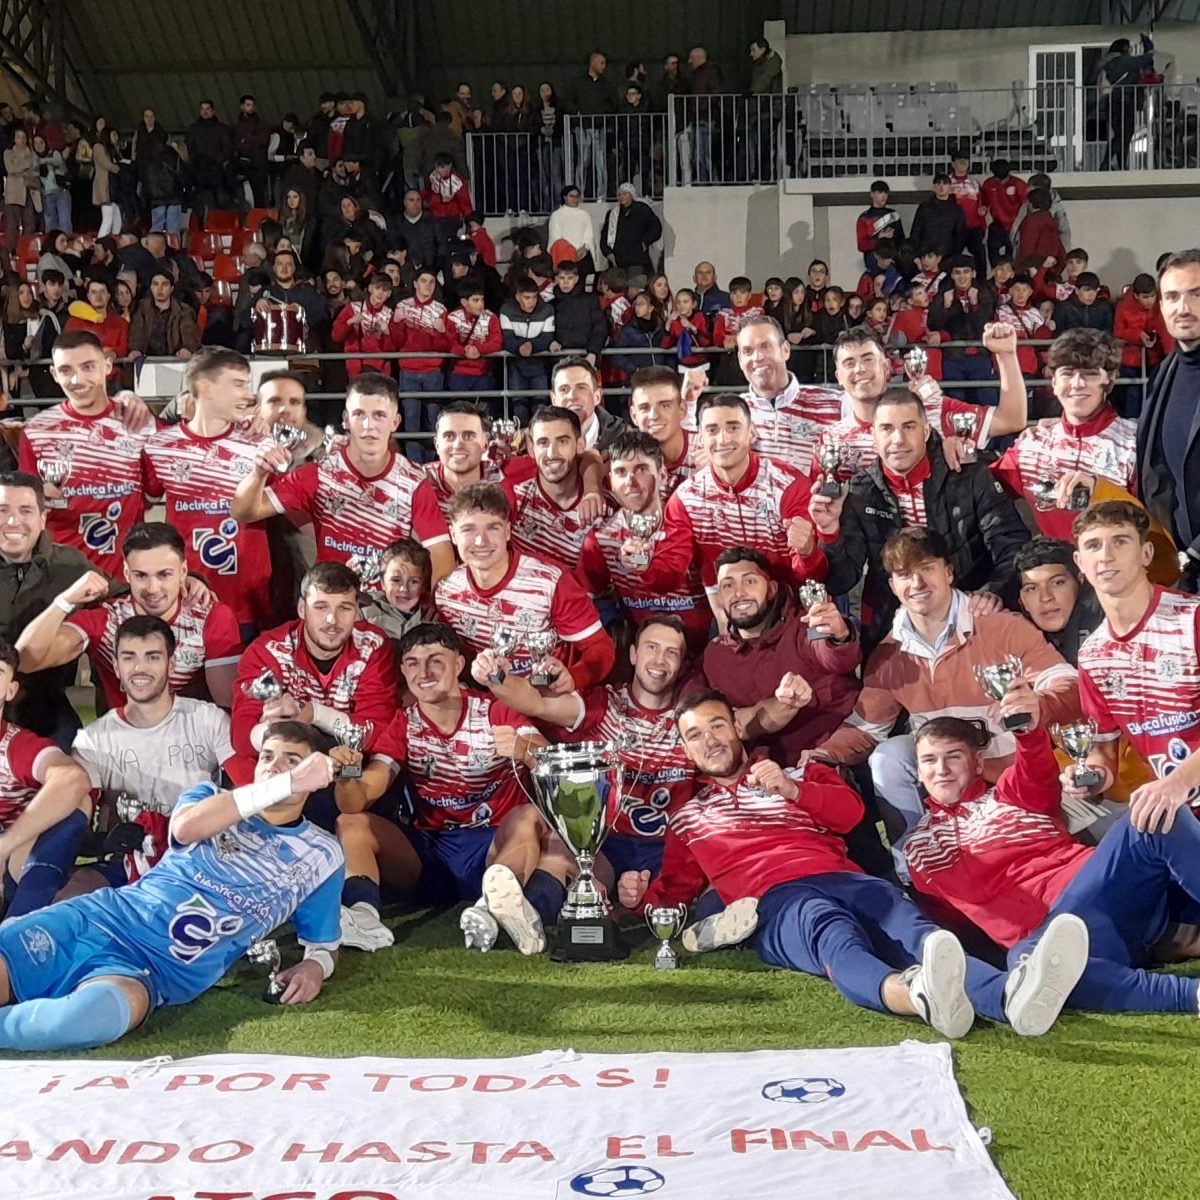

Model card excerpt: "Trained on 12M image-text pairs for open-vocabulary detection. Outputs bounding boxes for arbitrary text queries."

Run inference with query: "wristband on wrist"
[309,702,341,733]
[53,595,76,615]
[232,771,294,819]
[303,946,335,980]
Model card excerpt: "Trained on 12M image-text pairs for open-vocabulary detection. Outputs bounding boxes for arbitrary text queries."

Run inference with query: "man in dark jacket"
[342,93,387,179]
[233,94,271,206]
[567,52,614,200]
[928,255,998,404]
[185,99,234,211]
[810,392,1030,651]
[600,184,662,273]
[128,269,201,361]
[1013,535,1103,667]
[686,47,724,183]
[1137,248,1200,589]
[551,262,607,362]
[282,142,321,211]
[397,188,442,273]
[910,174,966,261]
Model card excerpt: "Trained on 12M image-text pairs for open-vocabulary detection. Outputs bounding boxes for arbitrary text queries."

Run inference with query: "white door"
[1029,44,1083,169]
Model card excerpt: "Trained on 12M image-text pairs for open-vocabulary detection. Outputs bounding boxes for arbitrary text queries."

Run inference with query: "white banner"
[0,1043,1012,1200]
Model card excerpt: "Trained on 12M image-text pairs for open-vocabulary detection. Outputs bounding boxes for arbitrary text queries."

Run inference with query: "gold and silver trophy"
[949,411,978,462]
[646,904,688,970]
[1052,719,1103,790]
[627,511,660,568]
[246,938,285,1004]
[973,655,1030,731]
[526,629,560,687]
[270,421,305,470]
[527,741,628,962]
[332,719,368,779]
[114,791,143,824]
[798,581,831,641]
[243,669,284,703]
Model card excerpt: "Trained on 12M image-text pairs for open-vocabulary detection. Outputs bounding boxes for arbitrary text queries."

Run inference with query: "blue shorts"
[0,902,154,1004]
[406,826,495,906]
[599,833,665,879]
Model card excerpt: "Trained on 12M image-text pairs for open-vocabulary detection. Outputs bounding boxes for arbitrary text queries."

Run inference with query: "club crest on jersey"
[326,494,352,517]
[168,893,244,962]
[170,459,195,482]
[1157,655,1182,683]
[79,500,122,557]
[193,518,240,575]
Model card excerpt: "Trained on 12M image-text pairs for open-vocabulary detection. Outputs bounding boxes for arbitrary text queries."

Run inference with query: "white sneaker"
[906,929,975,1039]
[460,901,499,952]
[482,864,546,956]
[1004,913,1088,1037]
[681,897,759,953]
[338,902,395,952]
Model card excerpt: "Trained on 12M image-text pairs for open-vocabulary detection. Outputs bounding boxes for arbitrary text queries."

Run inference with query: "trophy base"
[653,949,679,970]
[1001,712,1033,732]
[816,482,842,499]
[1072,767,1104,791]
[1067,485,1092,512]
[263,985,284,1005]
[531,673,554,689]
[550,916,630,963]
[338,763,363,779]
[806,627,831,642]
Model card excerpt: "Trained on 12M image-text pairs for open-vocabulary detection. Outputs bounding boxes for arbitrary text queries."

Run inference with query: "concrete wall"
[785,22,1200,90]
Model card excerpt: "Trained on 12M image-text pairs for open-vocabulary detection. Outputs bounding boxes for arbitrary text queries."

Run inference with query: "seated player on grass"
[330,623,555,955]
[905,716,1200,1015]
[620,690,1088,1038]
[0,721,343,1051]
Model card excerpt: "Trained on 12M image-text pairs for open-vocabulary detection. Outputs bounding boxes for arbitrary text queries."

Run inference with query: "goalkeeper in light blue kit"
[0,721,345,1051]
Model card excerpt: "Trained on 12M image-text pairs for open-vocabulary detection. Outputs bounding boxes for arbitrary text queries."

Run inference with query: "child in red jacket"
[889,280,944,379]
[446,279,502,390]
[466,214,497,267]
[331,273,395,378]
[663,287,711,367]
[423,153,472,241]
[1113,272,1172,417]
[1015,188,1066,271]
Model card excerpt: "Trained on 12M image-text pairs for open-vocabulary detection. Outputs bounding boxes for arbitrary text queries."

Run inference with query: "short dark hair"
[630,365,681,396]
[729,276,752,293]
[262,720,330,755]
[913,716,991,751]
[185,346,249,395]
[932,172,952,185]
[634,615,687,645]
[115,614,176,656]
[0,470,45,509]
[1014,535,1077,576]
[347,371,399,407]
[0,636,17,676]
[300,560,362,599]
[1075,272,1101,290]
[881,526,953,575]
[673,687,734,725]
[695,393,751,424]
[870,179,889,193]
[380,536,432,578]
[530,403,581,437]
[832,326,886,360]
[1158,249,1200,281]
[1065,247,1089,263]
[713,545,773,576]
[1045,328,1122,376]
[52,328,104,356]
[1029,187,1052,212]
[551,355,600,388]
[436,400,488,431]
[258,368,308,394]
[448,482,510,524]
[397,621,464,661]
[122,521,185,560]
[1072,500,1151,545]
[872,387,925,424]
[1132,272,1157,296]
[608,430,663,465]
[514,276,541,296]
[41,268,65,286]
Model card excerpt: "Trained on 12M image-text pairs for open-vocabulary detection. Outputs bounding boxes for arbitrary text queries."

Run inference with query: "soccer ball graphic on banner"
[761,1076,848,1104]
[569,1164,667,1195]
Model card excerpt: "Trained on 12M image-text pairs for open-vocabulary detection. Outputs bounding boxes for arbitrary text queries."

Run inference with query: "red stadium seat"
[212,253,241,284]
[191,232,224,262]
[245,208,277,231]
[229,228,256,256]
[204,210,239,235]
[16,234,41,261]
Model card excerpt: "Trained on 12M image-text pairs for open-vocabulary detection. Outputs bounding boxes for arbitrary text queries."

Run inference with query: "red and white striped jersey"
[371,691,529,830]
[1078,587,1200,784]
[0,721,59,830]
[423,457,537,524]
[509,474,612,572]
[142,422,272,628]
[711,304,765,346]
[993,409,1137,539]
[17,401,154,576]
[434,551,604,680]
[65,592,242,710]
[230,619,398,769]
[605,295,631,332]
[266,447,450,565]
[569,685,694,839]
[661,430,699,498]
[576,510,710,648]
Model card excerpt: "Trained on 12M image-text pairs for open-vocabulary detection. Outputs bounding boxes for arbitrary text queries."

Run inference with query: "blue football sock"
[7,811,88,919]
[342,874,382,913]
[525,869,566,928]
[0,979,133,1051]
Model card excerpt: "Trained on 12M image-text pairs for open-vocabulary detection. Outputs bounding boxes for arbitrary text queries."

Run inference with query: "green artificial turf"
[29,907,1200,1200]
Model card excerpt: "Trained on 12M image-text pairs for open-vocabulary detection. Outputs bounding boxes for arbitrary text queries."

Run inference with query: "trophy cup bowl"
[904,346,928,379]
[243,669,285,703]
[488,625,521,684]
[114,791,143,824]
[973,655,1030,731]
[949,412,978,461]
[798,580,831,641]
[1052,720,1104,791]
[332,719,367,779]
[627,511,659,569]
[349,547,384,588]
[526,629,559,688]
[1031,478,1058,511]
[270,421,305,471]
[646,903,688,970]
[246,937,285,1004]
[816,444,843,499]
[37,458,70,488]
[528,741,629,962]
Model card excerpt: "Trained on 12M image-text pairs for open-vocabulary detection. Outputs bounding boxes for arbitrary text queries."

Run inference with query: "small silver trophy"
[646,904,688,970]
[816,443,843,499]
[114,790,143,824]
[270,421,305,471]
[349,547,384,588]
[244,669,285,703]
[332,718,367,779]
[320,424,341,457]
[1052,720,1103,791]
[246,938,285,1004]
[904,346,940,402]
[490,415,521,459]
[488,625,521,684]
[37,458,70,488]
[949,411,978,462]
[526,629,560,688]
[1030,477,1058,511]
[627,511,659,568]
[973,655,1030,731]
[798,580,831,641]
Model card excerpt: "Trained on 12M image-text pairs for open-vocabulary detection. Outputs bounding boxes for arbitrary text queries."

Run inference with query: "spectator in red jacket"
[1113,272,1172,417]
[949,151,987,270]
[997,273,1052,377]
[889,280,944,379]
[446,279,502,391]
[1016,188,1066,271]
[662,287,711,367]
[980,159,1028,268]
[331,273,396,378]
[423,152,472,245]
[856,180,904,271]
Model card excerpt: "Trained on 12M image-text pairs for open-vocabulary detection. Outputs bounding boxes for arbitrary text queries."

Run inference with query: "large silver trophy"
[332,719,368,779]
[646,904,688,970]
[490,415,521,460]
[528,741,629,962]
[246,938,285,1004]
[949,411,978,462]
[973,655,1030,731]
[1052,720,1103,790]
[798,581,830,641]
[627,511,659,568]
